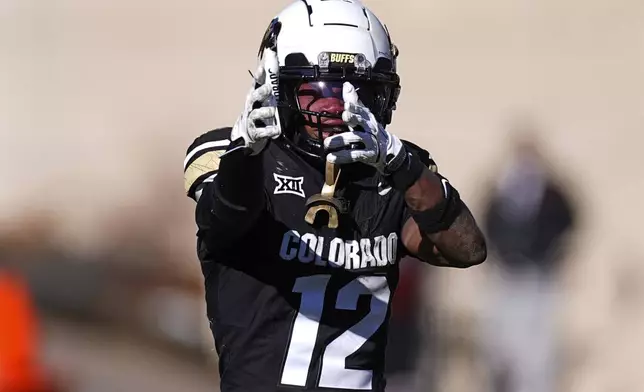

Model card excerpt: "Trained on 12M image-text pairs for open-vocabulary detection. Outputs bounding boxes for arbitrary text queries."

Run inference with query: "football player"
[183,1,486,391]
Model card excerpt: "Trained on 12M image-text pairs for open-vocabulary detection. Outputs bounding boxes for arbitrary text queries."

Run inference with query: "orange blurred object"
[0,271,57,392]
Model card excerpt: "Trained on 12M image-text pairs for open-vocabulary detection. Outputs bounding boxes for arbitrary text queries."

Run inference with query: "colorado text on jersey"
[279,230,399,269]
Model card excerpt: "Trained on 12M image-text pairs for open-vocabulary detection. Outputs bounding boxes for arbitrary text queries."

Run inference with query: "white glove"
[230,49,281,155]
[323,82,405,173]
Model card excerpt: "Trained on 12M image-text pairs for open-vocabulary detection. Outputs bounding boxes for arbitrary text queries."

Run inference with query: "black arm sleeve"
[185,128,266,245]
[199,145,266,242]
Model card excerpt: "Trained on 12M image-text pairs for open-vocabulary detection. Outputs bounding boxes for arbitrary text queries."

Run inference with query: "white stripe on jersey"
[184,140,230,170]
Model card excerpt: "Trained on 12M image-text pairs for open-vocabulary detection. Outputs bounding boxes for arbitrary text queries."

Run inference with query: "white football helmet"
[258,0,401,160]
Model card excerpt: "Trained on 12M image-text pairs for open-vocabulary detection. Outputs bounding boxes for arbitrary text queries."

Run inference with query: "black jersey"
[184,128,429,392]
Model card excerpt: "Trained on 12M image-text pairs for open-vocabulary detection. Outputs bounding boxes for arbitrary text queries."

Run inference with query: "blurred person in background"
[183,1,486,391]
[481,120,577,392]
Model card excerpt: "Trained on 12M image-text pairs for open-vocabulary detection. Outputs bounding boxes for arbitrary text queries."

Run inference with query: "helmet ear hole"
[257,18,281,57]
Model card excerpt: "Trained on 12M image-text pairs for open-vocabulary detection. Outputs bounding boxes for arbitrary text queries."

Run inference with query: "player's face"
[296,81,346,140]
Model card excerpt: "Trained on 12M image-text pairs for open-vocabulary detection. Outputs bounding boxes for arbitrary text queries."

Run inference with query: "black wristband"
[386,151,426,191]
[410,177,462,234]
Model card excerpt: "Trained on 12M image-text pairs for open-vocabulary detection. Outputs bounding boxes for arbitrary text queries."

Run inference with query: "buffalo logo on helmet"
[258,17,282,57]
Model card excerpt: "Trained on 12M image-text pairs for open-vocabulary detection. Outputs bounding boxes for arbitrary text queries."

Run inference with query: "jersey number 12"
[280,275,391,390]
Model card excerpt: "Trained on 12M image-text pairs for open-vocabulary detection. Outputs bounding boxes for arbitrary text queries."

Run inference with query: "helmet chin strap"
[294,126,324,157]
[281,121,337,168]
[292,110,347,157]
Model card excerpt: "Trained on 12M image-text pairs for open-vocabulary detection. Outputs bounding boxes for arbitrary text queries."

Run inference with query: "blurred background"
[1,0,643,391]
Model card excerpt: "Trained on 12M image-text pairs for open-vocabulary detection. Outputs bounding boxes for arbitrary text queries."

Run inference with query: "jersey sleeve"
[186,126,268,250]
[184,127,232,202]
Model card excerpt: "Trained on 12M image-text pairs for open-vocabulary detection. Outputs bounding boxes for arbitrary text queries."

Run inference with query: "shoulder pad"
[186,127,233,156]
[401,139,438,173]
[184,127,232,200]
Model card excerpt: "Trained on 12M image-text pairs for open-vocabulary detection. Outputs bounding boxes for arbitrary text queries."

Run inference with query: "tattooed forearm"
[425,203,487,267]
[400,166,487,267]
